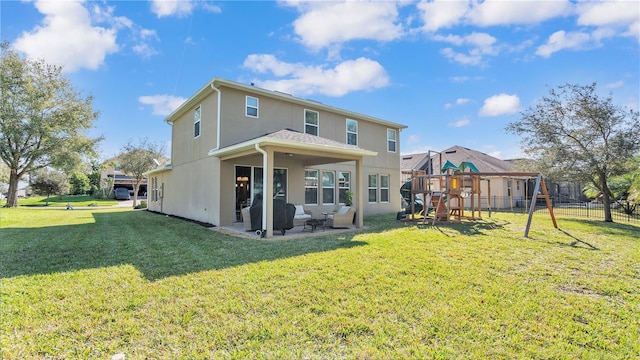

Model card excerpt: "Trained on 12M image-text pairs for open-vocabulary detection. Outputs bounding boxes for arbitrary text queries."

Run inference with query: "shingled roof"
[264,129,362,152]
[401,145,514,174]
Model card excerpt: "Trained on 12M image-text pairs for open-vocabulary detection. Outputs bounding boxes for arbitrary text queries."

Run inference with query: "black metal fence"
[485,196,640,224]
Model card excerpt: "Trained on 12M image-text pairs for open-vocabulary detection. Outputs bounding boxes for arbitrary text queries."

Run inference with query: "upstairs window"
[305,109,319,136]
[194,105,201,138]
[346,119,358,146]
[246,96,258,118]
[387,129,397,153]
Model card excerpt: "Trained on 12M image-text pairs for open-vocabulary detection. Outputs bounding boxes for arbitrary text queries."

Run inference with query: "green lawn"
[1,208,638,359]
[1,195,118,207]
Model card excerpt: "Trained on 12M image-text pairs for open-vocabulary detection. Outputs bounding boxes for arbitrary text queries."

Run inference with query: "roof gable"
[402,146,514,174]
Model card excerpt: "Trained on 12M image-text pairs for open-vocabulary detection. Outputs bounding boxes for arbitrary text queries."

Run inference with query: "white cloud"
[201,3,222,14]
[576,0,640,42]
[536,1,639,57]
[449,118,470,127]
[435,32,498,66]
[289,1,403,52]
[243,54,389,97]
[467,0,572,27]
[441,48,482,66]
[150,0,194,18]
[132,28,159,58]
[417,0,469,32]
[576,1,638,27]
[417,0,572,32]
[605,81,624,89]
[445,98,471,109]
[243,54,301,77]
[479,93,521,117]
[535,30,592,57]
[449,75,484,83]
[149,0,221,18]
[14,0,119,72]
[139,95,187,116]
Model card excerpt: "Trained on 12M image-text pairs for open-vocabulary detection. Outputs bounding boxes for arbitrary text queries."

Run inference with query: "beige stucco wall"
[479,177,528,209]
[147,157,221,225]
[170,93,219,167]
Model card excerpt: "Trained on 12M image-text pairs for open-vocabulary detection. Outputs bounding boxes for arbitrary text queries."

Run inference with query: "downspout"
[255,143,268,237]
[210,82,221,150]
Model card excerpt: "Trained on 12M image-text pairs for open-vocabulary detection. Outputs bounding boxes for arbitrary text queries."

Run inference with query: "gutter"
[210,82,221,150]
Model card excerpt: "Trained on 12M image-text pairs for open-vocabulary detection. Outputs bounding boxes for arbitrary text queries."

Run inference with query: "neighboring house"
[100,157,148,196]
[146,77,406,237]
[401,145,584,209]
[17,187,29,197]
[401,146,527,209]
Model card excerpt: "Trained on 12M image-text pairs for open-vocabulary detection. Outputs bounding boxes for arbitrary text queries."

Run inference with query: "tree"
[0,42,102,207]
[0,161,9,195]
[87,160,103,196]
[628,156,640,204]
[30,169,69,206]
[506,83,640,222]
[118,138,166,207]
[69,171,91,195]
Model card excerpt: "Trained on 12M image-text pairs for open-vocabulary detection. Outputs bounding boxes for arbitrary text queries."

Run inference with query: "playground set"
[399,158,557,237]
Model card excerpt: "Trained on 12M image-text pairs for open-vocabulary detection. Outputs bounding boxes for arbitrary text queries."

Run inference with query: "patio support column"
[264,147,275,238]
[355,157,364,228]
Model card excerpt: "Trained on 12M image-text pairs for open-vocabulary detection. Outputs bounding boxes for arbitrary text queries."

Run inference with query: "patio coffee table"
[304,218,325,232]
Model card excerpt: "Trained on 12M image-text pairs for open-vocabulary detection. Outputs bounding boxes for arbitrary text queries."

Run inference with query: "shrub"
[135,200,147,209]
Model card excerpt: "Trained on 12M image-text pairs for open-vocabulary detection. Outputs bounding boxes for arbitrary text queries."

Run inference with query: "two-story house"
[146,78,406,237]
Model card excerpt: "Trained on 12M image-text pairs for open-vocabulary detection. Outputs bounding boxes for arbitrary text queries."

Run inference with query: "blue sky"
[2,0,639,161]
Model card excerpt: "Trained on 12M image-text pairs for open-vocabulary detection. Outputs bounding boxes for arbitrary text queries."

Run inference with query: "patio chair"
[293,205,312,227]
[326,206,355,228]
[241,206,252,231]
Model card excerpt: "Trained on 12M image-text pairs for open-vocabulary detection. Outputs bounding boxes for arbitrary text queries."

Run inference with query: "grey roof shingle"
[264,129,363,151]
[402,146,514,174]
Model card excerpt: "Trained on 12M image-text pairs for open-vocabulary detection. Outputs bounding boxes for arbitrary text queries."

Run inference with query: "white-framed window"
[305,109,319,136]
[387,129,397,153]
[368,174,377,203]
[322,171,335,205]
[151,177,157,202]
[380,174,389,203]
[194,105,201,138]
[305,169,318,205]
[246,96,259,118]
[346,119,358,146]
[338,171,351,204]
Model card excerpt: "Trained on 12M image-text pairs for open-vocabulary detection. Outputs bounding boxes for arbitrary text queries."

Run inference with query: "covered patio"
[209,129,377,238]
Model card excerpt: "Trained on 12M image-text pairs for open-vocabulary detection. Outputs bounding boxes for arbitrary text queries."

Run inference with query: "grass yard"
[1,208,639,359]
[1,195,118,207]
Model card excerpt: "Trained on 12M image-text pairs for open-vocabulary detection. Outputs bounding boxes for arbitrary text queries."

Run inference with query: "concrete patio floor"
[215,222,360,240]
